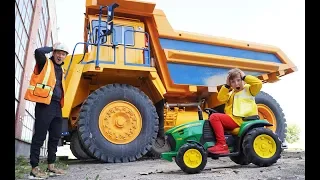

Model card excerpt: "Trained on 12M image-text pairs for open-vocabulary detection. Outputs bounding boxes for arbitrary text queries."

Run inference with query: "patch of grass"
[15,156,69,179]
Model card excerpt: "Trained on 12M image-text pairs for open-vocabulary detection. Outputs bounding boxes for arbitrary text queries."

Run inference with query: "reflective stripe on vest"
[232,86,258,117]
[28,84,53,96]
[42,58,52,85]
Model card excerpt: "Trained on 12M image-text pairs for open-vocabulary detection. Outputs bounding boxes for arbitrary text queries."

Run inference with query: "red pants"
[209,113,239,145]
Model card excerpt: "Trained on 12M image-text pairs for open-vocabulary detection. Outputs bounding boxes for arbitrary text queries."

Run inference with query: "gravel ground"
[48,150,305,180]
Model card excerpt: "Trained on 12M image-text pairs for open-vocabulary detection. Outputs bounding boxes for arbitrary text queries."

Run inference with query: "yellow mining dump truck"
[60,0,297,162]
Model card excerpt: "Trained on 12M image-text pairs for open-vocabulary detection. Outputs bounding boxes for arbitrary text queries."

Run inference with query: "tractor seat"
[226,127,240,135]
[243,115,260,121]
[225,115,260,135]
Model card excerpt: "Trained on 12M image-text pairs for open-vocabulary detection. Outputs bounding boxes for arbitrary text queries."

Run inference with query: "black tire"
[242,127,282,167]
[176,143,207,174]
[255,91,287,142]
[77,84,159,163]
[70,131,92,160]
[147,137,171,158]
[229,152,250,165]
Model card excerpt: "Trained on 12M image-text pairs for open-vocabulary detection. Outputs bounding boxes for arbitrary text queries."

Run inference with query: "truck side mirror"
[106,3,119,36]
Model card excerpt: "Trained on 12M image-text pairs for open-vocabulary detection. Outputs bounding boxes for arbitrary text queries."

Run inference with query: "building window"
[42,0,49,28]
[31,0,35,8]
[36,32,42,48]
[25,100,35,118]
[15,100,19,116]
[15,2,18,16]
[21,111,35,143]
[16,0,33,67]
[46,32,53,57]
[15,55,23,100]
[25,0,34,35]
[38,0,49,46]
[51,32,54,45]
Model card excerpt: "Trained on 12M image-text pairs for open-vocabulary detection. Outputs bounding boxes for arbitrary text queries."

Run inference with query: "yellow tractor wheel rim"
[183,149,202,168]
[98,100,142,144]
[253,134,277,158]
[257,104,277,132]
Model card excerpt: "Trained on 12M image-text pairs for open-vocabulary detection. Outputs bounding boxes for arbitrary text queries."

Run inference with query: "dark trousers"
[30,101,63,168]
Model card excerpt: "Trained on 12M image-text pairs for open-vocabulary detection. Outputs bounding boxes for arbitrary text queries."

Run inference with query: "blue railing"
[64,4,152,80]
[64,41,115,78]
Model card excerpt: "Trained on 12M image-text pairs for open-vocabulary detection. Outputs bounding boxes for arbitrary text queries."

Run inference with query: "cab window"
[91,20,107,44]
[112,25,134,46]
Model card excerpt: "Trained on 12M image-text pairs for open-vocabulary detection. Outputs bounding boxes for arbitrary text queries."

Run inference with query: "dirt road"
[50,150,304,180]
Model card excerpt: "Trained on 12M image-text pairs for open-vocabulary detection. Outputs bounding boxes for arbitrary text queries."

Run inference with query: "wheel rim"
[253,134,277,158]
[183,149,202,168]
[98,100,142,144]
[257,104,277,132]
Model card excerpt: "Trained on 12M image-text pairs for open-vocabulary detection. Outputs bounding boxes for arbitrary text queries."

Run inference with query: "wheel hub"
[253,134,276,158]
[99,101,142,144]
[115,117,126,127]
[183,149,202,168]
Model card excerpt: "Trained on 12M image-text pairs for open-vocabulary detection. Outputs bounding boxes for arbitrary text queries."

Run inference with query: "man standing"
[24,42,69,179]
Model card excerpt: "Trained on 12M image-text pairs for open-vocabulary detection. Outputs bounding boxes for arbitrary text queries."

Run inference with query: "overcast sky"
[55,0,305,148]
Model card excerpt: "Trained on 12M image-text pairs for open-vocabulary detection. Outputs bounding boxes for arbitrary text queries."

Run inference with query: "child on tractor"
[208,68,263,155]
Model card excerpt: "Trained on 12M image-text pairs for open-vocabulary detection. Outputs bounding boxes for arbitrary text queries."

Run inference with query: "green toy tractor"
[160,108,283,174]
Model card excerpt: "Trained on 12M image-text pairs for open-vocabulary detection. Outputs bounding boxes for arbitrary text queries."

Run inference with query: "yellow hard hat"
[53,42,69,54]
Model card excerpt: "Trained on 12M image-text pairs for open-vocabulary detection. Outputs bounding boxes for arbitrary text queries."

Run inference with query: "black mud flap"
[61,118,69,136]
[58,118,70,146]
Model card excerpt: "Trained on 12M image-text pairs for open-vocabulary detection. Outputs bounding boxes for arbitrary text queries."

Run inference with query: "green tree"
[285,123,301,144]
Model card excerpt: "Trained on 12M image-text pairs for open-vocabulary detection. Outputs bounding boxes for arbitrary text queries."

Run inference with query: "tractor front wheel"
[176,143,207,174]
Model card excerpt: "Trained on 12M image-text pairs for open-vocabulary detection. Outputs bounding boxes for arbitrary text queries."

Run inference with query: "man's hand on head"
[53,42,61,50]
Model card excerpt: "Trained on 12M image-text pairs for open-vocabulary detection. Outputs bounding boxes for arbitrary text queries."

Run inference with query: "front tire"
[77,84,159,163]
[176,143,207,174]
[242,127,282,167]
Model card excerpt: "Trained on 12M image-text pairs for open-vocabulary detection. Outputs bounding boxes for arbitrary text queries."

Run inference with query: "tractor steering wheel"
[204,108,218,116]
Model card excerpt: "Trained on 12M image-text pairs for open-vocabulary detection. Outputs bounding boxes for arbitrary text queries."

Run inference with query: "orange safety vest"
[24,58,66,108]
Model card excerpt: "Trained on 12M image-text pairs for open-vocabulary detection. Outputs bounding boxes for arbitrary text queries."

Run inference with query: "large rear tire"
[77,84,159,163]
[70,131,93,160]
[255,91,287,142]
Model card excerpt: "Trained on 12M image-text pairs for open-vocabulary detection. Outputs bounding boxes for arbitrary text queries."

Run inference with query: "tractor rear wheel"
[70,131,92,160]
[255,91,287,142]
[77,84,159,163]
[242,127,282,167]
